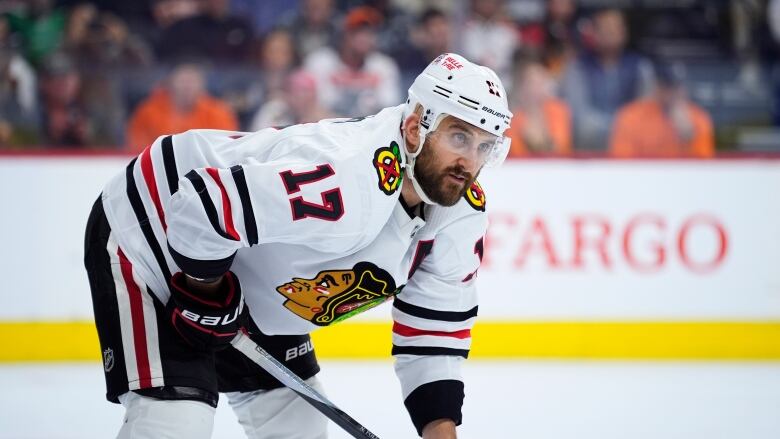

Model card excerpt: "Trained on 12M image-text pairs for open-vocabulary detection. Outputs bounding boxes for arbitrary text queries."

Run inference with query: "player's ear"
[402,113,421,153]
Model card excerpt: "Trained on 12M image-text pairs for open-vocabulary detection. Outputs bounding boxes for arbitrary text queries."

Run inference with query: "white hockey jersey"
[100,104,488,405]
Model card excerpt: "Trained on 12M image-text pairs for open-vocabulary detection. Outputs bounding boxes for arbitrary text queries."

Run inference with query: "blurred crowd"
[1,0,779,157]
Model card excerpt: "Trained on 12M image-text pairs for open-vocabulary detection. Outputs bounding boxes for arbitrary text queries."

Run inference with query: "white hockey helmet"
[402,53,513,204]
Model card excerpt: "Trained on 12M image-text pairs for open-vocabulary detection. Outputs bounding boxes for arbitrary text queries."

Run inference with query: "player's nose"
[455,149,479,173]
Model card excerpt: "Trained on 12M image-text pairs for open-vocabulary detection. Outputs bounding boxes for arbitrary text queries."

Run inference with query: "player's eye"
[477,142,492,154]
[451,132,468,145]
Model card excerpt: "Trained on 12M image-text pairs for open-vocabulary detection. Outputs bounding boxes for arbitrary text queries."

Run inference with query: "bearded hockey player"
[84,53,512,439]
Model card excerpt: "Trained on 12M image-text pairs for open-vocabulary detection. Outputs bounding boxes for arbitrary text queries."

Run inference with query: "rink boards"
[1,155,779,361]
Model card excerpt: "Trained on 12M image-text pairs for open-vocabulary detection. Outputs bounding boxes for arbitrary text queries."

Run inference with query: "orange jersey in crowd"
[507,99,572,157]
[610,98,714,158]
[127,88,239,152]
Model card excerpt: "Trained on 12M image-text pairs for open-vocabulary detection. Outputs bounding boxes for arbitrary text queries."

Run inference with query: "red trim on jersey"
[139,145,167,231]
[205,168,240,240]
[393,322,471,339]
[117,247,152,389]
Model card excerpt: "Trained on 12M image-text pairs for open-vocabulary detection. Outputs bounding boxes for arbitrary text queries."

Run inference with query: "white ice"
[1,360,779,439]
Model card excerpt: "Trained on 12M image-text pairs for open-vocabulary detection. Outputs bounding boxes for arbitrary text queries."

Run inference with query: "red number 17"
[279,164,344,221]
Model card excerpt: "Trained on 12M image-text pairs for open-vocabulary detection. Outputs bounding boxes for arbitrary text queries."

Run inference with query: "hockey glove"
[167,271,244,351]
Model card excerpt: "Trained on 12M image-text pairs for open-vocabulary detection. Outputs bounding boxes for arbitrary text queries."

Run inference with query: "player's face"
[415,116,492,205]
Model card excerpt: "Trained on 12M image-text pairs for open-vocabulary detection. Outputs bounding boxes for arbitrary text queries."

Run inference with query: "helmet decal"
[486,80,501,97]
[373,141,403,195]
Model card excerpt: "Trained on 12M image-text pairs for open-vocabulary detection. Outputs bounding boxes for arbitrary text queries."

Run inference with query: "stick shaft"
[231,331,381,439]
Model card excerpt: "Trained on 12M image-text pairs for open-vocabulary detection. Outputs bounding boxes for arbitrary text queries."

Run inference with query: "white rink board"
[476,160,780,320]
[1,157,778,321]
[0,156,128,320]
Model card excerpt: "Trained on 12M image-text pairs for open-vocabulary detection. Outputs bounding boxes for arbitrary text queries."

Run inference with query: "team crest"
[103,348,114,372]
[464,181,486,211]
[276,262,399,326]
[372,142,403,195]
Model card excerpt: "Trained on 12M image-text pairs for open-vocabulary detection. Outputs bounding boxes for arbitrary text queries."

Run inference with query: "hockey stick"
[231,330,381,439]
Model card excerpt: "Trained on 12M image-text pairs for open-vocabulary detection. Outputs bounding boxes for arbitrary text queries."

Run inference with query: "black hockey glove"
[167,271,244,351]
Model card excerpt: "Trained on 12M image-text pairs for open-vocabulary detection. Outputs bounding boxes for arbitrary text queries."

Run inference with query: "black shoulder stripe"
[391,345,469,358]
[125,158,172,282]
[184,170,239,241]
[230,165,258,246]
[393,298,478,322]
[161,136,178,195]
[168,243,235,279]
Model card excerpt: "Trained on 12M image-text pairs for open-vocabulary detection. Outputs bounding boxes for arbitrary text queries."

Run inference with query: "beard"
[413,140,478,206]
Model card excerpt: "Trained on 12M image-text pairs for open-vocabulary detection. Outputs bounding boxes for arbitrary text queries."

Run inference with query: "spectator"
[249,69,331,130]
[769,0,780,125]
[560,8,654,151]
[127,63,238,151]
[64,4,153,70]
[507,56,571,157]
[255,28,298,102]
[61,4,147,146]
[609,64,714,158]
[3,0,67,67]
[365,0,416,56]
[150,0,200,29]
[395,8,453,75]
[279,0,339,59]
[519,0,580,84]
[520,0,579,50]
[38,51,92,147]
[229,0,299,35]
[303,6,401,117]
[0,41,39,146]
[457,0,519,83]
[156,0,254,64]
[221,27,299,129]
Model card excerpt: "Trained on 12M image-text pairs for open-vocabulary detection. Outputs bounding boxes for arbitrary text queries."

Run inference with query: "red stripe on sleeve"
[140,145,167,231]
[393,322,471,339]
[117,248,152,389]
[205,168,240,240]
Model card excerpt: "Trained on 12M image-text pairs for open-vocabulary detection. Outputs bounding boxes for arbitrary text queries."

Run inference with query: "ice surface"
[1,360,779,438]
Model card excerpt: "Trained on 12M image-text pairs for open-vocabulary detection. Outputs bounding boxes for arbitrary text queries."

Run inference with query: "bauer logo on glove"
[179,307,241,326]
[167,271,245,350]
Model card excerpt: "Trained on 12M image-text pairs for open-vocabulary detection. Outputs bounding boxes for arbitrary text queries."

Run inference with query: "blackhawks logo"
[373,142,403,195]
[464,181,486,211]
[275,262,399,326]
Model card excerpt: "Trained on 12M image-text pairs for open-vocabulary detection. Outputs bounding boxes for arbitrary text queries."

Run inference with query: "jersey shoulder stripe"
[392,322,471,339]
[184,169,240,242]
[125,158,172,283]
[161,135,178,196]
[230,165,258,246]
[393,298,478,322]
[391,345,470,358]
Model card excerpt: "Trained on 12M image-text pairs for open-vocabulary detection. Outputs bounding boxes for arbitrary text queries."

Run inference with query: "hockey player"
[84,52,512,439]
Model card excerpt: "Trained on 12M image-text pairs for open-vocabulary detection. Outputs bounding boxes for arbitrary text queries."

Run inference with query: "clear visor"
[426,118,511,168]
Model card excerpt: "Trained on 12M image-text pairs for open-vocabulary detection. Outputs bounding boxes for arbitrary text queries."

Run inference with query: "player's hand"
[167,271,244,350]
[422,419,457,439]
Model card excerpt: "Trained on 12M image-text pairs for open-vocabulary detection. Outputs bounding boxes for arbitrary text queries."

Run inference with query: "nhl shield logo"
[103,348,115,372]
[372,142,403,195]
[464,181,486,211]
